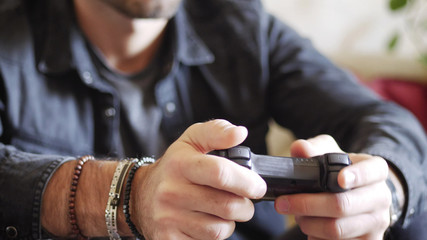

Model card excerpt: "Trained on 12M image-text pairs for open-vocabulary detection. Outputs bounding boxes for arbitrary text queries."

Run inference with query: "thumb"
[178,119,248,153]
[290,134,343,158]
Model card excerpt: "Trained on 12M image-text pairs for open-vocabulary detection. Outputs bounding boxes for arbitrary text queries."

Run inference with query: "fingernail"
[344,171,356,188]
[276,197,290,214]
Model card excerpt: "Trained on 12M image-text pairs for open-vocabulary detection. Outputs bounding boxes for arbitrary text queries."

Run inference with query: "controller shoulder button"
[233,159,252,169]
[228,146,251,160]
[327,153,351,165]
[327,171,345,192]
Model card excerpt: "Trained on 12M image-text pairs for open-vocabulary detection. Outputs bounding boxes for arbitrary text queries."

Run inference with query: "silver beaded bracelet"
[105,160,134,240]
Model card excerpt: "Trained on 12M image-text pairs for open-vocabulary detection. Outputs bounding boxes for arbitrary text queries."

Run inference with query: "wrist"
[76,160,117,237]
[387,166,406,226]
[129,161,156,237]
[41,160,76,237]
[77,159,135,238]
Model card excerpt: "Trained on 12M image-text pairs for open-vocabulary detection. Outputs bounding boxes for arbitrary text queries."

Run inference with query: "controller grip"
[210,146,351,200]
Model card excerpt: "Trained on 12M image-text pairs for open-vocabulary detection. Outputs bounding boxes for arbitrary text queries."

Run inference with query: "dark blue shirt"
[1,0,427,239]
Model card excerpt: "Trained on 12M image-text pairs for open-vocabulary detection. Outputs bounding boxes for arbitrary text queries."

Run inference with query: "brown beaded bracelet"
[69,155,94,239]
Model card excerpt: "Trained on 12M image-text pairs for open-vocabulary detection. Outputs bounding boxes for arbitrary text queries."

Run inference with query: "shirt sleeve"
[0,143,73,239]
[265,14,427,228]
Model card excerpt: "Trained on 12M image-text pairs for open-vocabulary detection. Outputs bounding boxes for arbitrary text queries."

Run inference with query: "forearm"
[41,159,134,238]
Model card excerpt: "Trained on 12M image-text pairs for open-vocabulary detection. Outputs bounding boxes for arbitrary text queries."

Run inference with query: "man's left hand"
[275,135,391,240]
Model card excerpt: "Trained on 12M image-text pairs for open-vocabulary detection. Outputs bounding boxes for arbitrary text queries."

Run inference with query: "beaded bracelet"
[123,157,155,240]
[69,155,94,239]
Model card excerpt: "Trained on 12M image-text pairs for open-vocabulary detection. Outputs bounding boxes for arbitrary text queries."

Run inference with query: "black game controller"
[210,146,351,200]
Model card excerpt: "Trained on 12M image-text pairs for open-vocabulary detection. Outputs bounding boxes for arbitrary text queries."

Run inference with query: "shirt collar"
[35,0,75,75]
[172,3,215,66]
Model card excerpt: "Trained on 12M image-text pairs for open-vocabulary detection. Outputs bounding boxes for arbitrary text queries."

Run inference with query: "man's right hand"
[131,119,267,240]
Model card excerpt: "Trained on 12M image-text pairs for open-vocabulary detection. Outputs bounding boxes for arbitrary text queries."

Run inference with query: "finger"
[179,119,248,153]
[295,209,390,239]
[339,154,389,189]
[156,182,255,222]
[181,211,235,240]
[290,134,343,158]
[149,223,194,240]
[307,237,324,240]
[275,182,391,218]
[180,153,266,199]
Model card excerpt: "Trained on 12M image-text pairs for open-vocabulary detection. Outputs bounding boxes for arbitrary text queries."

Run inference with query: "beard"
[102,0,182,19]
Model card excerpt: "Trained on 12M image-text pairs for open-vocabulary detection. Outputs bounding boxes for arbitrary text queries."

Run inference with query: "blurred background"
[262,0,427,81]
[262,0,427,156]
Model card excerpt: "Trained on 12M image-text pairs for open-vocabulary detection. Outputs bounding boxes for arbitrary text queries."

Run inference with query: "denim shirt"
[1,0,427,239]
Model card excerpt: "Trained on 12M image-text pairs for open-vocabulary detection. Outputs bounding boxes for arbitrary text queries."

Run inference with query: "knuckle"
[324,219,344,240]
[205,224,225,240]
[376,157,389,178]
[382,210,392,229]
[197,219,234,240]
[380,214,391,230]
[245,187,258,200]
[221,197,239,219]
[209,119,230,129]
[319,134,335,142]
[372,210,390,232]
[156,182,178,204]
[153,214,175,231]
[332,193,351,216]
[213,163,232,189]
[165,150,185,171]
[208,221,234,240]
[221,196,253,221]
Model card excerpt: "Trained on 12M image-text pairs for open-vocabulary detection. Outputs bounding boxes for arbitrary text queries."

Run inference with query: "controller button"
[233,159,252,169]
[295,158,318,166]
[327,172,345,192]
[327,153,351,165]
[228,146,251,160]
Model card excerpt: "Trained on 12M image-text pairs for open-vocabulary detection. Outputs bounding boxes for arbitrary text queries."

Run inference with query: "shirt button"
[104,107,116,118]
[82,71,94,85]
[5,226,18,238]
[165,102,176,116]
[409,208,415,216]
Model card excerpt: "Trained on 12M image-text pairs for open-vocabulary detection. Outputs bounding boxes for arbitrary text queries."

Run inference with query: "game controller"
[210,146,351,200]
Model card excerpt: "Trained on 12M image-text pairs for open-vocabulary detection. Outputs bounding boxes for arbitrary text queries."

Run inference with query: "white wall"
[262,0,427,81]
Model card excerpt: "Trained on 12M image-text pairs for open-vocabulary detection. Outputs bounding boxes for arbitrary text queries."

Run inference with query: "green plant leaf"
[387,33,400,52]
[419,54,427,66]
[389,0,408,11]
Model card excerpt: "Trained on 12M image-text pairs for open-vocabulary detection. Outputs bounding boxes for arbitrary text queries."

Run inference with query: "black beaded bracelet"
[123,157,155,239]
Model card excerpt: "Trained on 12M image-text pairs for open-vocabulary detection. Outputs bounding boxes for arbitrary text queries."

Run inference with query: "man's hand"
[275,135,392,240]
[132,119,267,240]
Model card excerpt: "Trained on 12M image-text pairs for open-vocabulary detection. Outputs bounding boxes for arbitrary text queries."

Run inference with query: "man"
[0,0,426,239]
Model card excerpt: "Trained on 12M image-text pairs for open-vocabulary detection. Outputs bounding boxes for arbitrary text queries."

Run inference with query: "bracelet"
[123,157,155,239]
[105,160,134,240]
[69,155,94,239]
[386,177,403,226]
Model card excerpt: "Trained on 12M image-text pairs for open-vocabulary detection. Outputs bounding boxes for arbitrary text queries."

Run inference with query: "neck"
[74,0,168,74]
